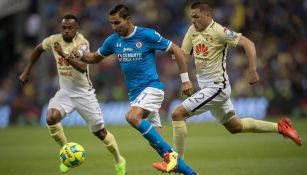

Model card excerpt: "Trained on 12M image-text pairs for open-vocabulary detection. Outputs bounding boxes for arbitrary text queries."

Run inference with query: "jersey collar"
[202,20,214,33]
[122,26,137,39]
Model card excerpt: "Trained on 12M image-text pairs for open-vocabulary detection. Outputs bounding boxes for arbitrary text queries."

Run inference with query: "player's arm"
[236,35,259,85]
[80,52,105,64]
[168,43,193,96]
[53,42,87,73]
[19,44,45,85]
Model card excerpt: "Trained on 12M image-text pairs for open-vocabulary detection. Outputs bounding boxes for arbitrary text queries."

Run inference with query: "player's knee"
[172,106,187,121]
[226,126,241,134]
[225,122,242,134]
[93,128,107,140]
[125,112,141,127]
[46,109,62,125]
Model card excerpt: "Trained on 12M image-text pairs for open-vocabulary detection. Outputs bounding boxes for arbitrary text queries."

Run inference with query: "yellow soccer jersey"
[42,33,93,96]
[182,20,242,89]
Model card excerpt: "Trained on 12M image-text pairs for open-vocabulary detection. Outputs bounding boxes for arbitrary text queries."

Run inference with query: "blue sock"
[136,120,172,153]
[177,157,194,175]
[137,120,195,174]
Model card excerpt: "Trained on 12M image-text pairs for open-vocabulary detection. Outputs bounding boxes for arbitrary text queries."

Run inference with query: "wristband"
[180,72,190,83]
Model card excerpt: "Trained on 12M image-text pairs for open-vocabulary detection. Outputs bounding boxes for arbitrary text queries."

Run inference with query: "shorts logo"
[195,43,209,56]
[117,54,123,61]
[136,41,143,48]
[223,27,236,38]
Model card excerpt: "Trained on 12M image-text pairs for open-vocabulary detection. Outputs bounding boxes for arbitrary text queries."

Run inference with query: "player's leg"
[172,105,189,158]
[74,93,126,175]
[222,114,302,145]
[146,112,164,154]
[126,87,174,156]
[126,106,174,154]
[93,128,126,175]
[46,90,74,147]
[172,87,218,158]
[46,108,67,147]
[46,90,75,173]
[209,86,302,145]
[128,87,197,174]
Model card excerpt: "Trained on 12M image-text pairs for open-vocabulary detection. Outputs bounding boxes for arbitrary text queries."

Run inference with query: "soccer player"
[166,1,302,161]
[71,4,198,175]
[19,14,126,175]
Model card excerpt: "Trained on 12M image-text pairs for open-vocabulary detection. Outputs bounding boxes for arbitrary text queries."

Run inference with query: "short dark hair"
[191,1,212,13]
[109,4,131,19]
[62,14,79,24]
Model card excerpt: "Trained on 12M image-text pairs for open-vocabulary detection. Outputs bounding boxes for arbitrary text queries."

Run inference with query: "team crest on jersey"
[223,27,236,38]
[117,54,123,61]
[135,41,143,48]
[195,43,209,56]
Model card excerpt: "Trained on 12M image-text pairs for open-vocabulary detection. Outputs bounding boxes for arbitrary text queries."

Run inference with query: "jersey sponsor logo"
[117,54,123,62]
[223,27,236,38]
[58,57,70,66]
[195,43,209,56]
[117,53,143,62]
[135,41,143,48]
[123,47,134,52]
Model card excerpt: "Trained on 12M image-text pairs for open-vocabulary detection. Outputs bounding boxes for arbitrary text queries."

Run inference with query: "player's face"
[109,14,131,37]
[60,19,78,42]
[191,9,212,32]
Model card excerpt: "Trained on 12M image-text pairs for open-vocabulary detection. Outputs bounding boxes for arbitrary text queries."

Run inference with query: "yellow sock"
[172,121,187,158]
[103,131,123,164]
[47,123,67,147]
[241,118,278,133]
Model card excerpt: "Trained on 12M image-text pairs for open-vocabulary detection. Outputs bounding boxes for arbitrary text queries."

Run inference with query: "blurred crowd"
[0,0,306,125]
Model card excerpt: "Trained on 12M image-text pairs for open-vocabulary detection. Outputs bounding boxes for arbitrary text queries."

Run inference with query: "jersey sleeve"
[145,29,172,52]
[181,26,194,55]
[97,35,114,57]
[215,25,242,47]
[41,35,54,51]
[79,40,90,53]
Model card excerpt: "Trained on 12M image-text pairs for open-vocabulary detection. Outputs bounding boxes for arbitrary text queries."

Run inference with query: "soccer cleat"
[115,157,127,175]
[59,163,69,173]
[152,151,178,172]
[278,117,302,146]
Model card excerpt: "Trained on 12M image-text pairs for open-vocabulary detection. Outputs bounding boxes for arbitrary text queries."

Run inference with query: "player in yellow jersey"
[154,2,301,171]
[19,14,126,175]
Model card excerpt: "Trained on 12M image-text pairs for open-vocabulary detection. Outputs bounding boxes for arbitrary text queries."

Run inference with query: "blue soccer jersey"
[98,26,172,101]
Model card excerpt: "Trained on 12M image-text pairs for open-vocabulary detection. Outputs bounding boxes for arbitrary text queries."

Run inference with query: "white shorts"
[131,87,164,127]
[48,89,104,132]
[182,85,236,123]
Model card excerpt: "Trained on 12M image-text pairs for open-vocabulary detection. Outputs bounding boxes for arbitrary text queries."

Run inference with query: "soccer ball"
[59,142,86,167]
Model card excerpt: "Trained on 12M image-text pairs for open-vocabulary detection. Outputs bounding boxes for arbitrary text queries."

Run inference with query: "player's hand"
[19,72,29,86]
[53,42,65,57]
[181,81,193,97]
[248,70,259,85]
[71,50,81,59]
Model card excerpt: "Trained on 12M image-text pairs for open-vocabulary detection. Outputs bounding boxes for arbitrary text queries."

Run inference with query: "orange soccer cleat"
[278,117,302,146]
[152,152,178,172]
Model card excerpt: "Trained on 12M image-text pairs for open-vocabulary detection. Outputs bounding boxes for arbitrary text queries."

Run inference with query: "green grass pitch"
[0,119,306,175]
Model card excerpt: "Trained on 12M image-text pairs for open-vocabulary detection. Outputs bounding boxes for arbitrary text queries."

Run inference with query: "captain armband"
[180,72,190,83]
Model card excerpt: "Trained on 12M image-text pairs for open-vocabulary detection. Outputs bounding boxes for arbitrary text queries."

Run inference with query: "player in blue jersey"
[69,4,198,175]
